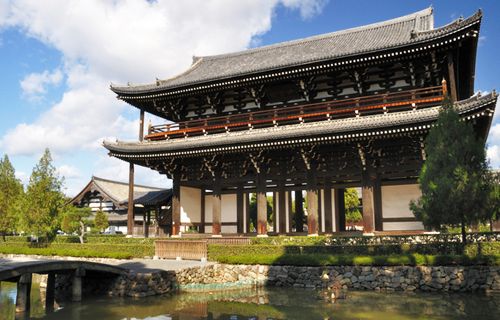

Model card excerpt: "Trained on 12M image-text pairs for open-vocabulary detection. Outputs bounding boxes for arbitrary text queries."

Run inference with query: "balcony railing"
[146,85,445,141]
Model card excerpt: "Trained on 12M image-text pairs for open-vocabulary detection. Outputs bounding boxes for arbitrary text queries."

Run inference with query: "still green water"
[1,281,500,320]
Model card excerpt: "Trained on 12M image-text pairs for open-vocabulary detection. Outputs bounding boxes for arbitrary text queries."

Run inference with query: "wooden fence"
[206,237,250,245]
[155,240,207,260]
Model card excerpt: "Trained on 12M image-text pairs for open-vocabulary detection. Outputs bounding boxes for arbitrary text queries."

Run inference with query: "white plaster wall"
[383,221,424,231]
[222,226,237,233]
[205,194,212,223]
[320,190,325,233]
[331,189,336,232]
[180,186,201,223]
[382,184,420,218]
[285,191,290,233]
[221,194,237,222]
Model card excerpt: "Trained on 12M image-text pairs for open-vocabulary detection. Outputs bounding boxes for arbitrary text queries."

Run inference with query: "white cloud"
[58,164,83,179]
[0,0,327,192]
[15,171,29,186]
[487,145,500,169]
[20,69,63,98]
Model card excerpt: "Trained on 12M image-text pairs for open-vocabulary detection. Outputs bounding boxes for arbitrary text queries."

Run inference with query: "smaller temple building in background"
[68,176,172,236]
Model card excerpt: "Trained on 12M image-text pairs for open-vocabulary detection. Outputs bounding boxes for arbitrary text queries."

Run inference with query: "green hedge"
[215,253,500,267]
[251,232,500,246]
[0,246,133,259]
[207,243,500,261]
[0,241,154,258]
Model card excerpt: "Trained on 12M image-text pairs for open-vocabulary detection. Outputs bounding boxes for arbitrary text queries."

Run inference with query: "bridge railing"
[145,85,445,141]
[155,240,207,260]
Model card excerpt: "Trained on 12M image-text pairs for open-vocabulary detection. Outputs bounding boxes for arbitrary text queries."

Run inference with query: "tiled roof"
[110,7,482,95]
[103,91,497,155]
[68,176,171,207]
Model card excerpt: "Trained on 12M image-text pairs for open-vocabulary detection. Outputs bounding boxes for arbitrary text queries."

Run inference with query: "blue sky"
[0,0,499,197]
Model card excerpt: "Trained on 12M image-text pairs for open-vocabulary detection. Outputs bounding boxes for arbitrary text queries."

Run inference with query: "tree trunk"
[461,223,466,243]
[79,221,85,244]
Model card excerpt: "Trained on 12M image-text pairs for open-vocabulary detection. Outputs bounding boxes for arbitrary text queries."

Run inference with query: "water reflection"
[1,280,499,320]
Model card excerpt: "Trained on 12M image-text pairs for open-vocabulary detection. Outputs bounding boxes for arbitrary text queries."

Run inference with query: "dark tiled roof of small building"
[110,7,482,95]
[103,91,498,155]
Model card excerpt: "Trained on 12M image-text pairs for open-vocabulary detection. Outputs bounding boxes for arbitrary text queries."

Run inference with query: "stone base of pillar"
[363,232,375,236]
[211,234,222,237]
[256,234,269,237]
[307,233,319,237]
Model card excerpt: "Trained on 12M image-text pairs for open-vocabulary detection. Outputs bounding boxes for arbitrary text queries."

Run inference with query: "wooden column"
[335,188,346,232]
[127,163,134,236]
[323,177,333,234]
[361,169,375,235]
[373,174,383,232]
[139,109,145,141]
[272,192,277,233]
[72,268,85,302]
[212,174,222,237]
[288,190,293,233]
[257,172,268,236]
[171,175,181,236]
[200,189,206,234]
[278,179,287,235]
[447,51,458,102]
[295,189,304,232]
[237,183,244,234]
[15,273,32,313]
[143,209,147,238]
[307,169,318,235]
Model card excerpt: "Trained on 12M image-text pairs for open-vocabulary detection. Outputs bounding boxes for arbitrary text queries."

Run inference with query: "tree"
[344,188,362,227]
[249,193,273,231]
[409,96,494,242]
[18,148,66,243]
[93,210,109,233]
[0,155,23,241]
[62,206,93,243]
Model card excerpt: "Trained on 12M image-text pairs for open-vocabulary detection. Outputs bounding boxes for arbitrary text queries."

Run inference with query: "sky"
[0,0,499,198]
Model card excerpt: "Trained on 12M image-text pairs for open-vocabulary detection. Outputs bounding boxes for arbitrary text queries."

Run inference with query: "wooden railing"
[155,240,207,260]
[206,237,250,245]
[146,85,445,141]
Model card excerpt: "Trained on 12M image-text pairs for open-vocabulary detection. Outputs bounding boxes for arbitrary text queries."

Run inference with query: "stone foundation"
[51,263,500,296]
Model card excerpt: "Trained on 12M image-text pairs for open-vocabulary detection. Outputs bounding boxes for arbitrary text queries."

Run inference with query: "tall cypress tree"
[0,155,23,241]
[410,96,493,242]
[19,148,66,242]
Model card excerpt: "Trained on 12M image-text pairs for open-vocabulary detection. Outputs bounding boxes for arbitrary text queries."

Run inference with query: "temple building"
[68,176,172,236]
[103,7,497,237]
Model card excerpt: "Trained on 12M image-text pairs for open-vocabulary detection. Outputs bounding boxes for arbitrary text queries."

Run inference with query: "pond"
[1,280,500,320]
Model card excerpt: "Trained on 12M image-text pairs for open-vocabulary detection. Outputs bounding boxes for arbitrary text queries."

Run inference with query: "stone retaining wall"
[174,264,500,293]
[51,263,500,297]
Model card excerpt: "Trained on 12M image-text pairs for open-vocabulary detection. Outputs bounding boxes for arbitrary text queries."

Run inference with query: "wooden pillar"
[212,174,222,237]
[200,189,206,234]
[306,169,318,235]
[15,273,32,313]
[335,188,346,232]
[154,204,159,237]
[127,162,134,236]
[373,174,383,232]
[143,209,147,238]
[237,183,244,234]
[172,175,181,236]
[323,177,333,234]
[257,172,268,236]
[361,169,375,235]
[278,179,287,235]
[295,189,304,232]
[492,220,500,232]
[72,268,85,302]
[447,51,458,102]
[272,191,277,233]
[139,109,145,142]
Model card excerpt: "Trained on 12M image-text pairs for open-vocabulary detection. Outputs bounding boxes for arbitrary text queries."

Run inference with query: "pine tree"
[344,188,362,228]
[19,148,66,243]
[410,96,493,242]
[62,206,93,243]
[0,155,23,241]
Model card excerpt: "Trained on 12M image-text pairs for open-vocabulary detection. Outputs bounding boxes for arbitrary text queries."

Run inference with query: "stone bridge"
[0,257,129,313]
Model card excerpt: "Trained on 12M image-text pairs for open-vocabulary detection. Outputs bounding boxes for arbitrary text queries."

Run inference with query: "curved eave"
[103,91,497,160]
[110,10,481,102]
